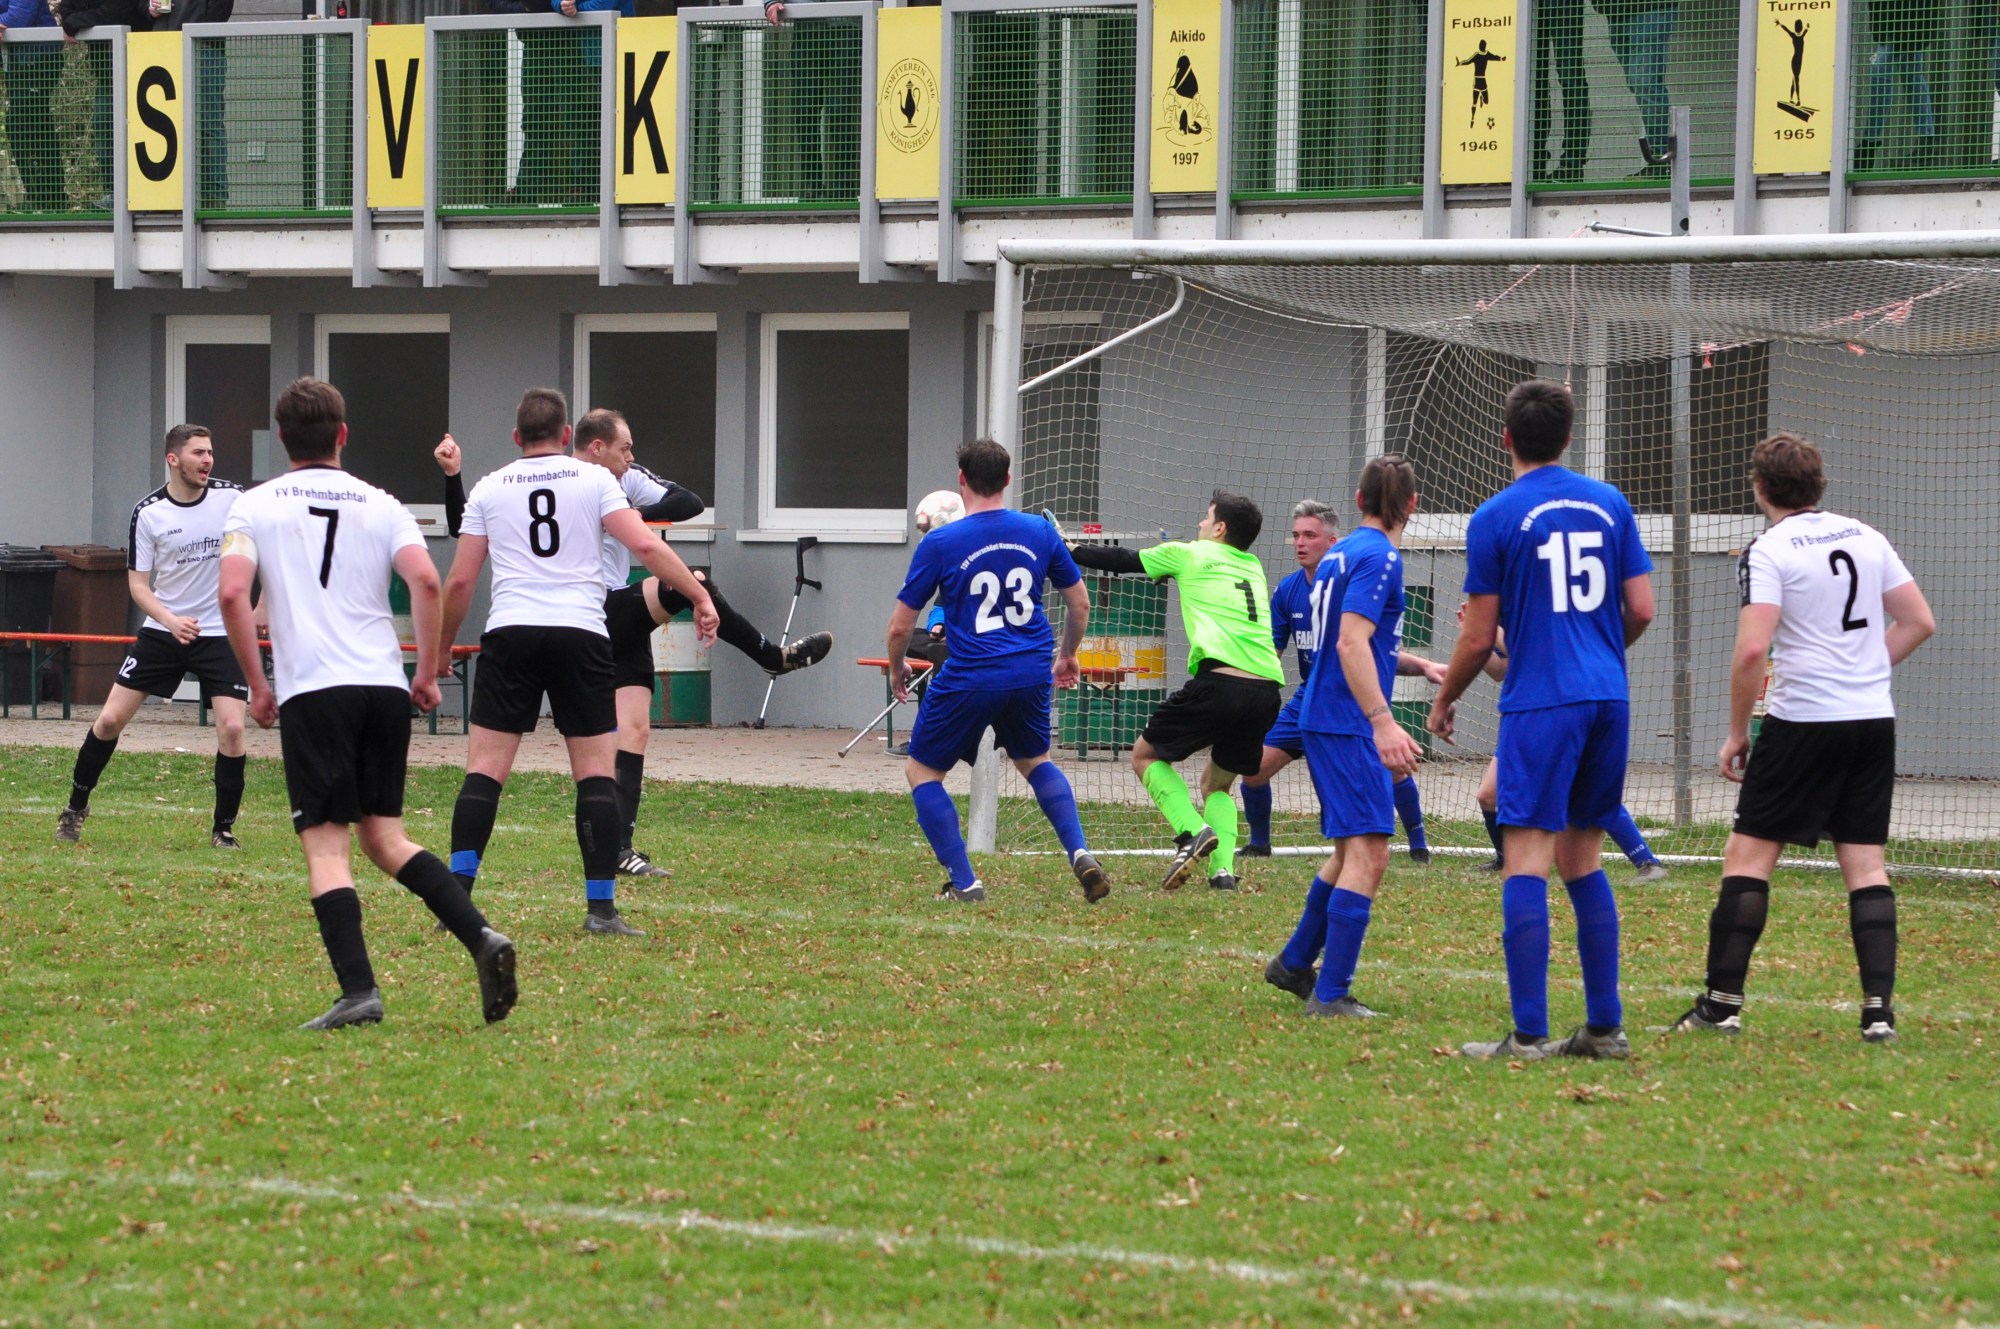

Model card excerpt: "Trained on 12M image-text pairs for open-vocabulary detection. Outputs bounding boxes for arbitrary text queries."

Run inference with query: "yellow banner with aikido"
[1149,0,1221,194]
[1440,0,1517,186]
[1755,0,1836,174]
[366,25,426,209]
[126,30,184,212]
[876,6,943,200]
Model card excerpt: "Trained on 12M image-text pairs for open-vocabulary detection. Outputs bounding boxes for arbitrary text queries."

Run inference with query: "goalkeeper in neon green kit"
[1069,492,1286,891]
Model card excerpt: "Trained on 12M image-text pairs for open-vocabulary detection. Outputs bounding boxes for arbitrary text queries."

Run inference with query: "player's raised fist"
[433,435,461,477]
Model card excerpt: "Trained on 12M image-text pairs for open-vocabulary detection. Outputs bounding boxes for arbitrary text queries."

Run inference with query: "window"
[758,313,909,535]
[314,315,450,531]
[166,317,272,485]
[574,314,718,528]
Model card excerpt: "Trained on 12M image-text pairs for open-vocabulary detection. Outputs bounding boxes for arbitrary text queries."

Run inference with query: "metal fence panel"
[1847,0,2000,179]
[0,38,116,221]
[434,23,602,213]
[687,15,864,210]
[191,32,355,219]
[953,6,1138,207]
[1529,0,1738,189]
[1232,0,1426,199]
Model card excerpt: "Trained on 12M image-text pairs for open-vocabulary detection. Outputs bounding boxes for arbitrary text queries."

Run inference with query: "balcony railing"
[4,4,2000,282]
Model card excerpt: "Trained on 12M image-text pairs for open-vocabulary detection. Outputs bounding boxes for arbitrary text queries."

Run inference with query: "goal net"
[974,233,2000,876]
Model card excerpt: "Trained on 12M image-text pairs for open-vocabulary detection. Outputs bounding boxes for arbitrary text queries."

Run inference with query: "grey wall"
[80,272,992,733]
[0,278,96,549]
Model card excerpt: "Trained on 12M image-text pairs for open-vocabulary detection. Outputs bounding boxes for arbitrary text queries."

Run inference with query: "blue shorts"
[906,681,1052,772]
[1263,691,1306,758]
[1302,732,1395,840]
[1496,700,1629,834]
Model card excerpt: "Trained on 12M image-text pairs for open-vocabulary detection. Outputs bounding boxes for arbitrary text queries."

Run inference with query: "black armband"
[1068,544,1146,575]
[636,484,706,524]
[443,471,465,538]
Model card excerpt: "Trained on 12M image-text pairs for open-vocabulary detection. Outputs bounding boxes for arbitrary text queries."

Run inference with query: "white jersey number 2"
[971,567,1035,633]
[1537,530,1606,613]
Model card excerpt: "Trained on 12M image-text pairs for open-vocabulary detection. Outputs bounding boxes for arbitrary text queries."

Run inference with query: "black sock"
[212,752,247,832]
[709,580,781,670]
[1699,875,1769,1017]
[1482,808,1504,858]
[396,850,490,955]
[587,897,620,919]
[1848,884,1897,1024]
[614,750,644,853]
[450,772,504,895]
[576,775,622,882]
[310,887,376,997]
[69,730,118,812]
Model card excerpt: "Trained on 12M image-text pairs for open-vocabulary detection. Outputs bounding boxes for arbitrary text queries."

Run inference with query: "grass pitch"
[1,745,1995,1328]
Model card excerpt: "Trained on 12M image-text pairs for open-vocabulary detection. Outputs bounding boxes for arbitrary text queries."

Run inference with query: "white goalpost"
[973,231,2000,875]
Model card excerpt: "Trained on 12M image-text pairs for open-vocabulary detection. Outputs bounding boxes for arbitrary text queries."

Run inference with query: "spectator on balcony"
[763,0,859,204]
[1533,0,1591,181]
[1592,0,1678,176]
[146,0,231,209]
[56,0,145,209]
[1858,0,1940,171]
[487,0,627,207]
[1,0,63,214]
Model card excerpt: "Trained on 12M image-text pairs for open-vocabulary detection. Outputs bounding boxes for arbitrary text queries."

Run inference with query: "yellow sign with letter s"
[126,30,184,212]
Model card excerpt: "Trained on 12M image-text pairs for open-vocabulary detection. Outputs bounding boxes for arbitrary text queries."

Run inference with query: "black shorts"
[279,685,411,833]
[1141,669,1284,775]
[468,625,617,738]
[1734,716,1895,847]
[115,628,250,703]
[604,583,661,691]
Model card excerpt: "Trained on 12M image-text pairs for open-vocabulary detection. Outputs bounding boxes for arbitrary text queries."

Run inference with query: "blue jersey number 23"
[972,567,1035,633]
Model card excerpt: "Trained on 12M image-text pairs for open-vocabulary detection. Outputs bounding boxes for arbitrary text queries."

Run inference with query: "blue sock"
[1025,762,1087,859]
[1314,887,1374,1002]
[1501,874,1551,1039]
[586,878,616,902]
[912,781,977,889]
[1602,806,1656,866]
[1565,870,1624,1030]
[1242,780,1273,846]
[450,850,481,880]
[1279,872,1334,971]
[1482,809,1504,857]
[1393,776,1426,851]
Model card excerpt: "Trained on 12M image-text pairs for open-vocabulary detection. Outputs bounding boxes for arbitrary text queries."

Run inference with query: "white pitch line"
[11,1167,1973,1329]
[647,897,1990,1022]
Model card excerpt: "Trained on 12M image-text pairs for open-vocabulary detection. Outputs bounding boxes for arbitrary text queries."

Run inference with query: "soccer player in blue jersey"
[1427,380,1656,1062]
[1242,499,1443,863]
[886,439,1107,904]
[1262,458,1424,1017]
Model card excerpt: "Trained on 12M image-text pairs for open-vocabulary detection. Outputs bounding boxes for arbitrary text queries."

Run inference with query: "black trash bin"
[0,544,64,705]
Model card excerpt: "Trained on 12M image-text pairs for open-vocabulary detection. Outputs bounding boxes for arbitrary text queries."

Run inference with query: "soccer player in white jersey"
[1670,433,1934,1044]
[217,378,517,1031]
[57,425,251,849]
[435,412,830,878]
[439,389,719,937]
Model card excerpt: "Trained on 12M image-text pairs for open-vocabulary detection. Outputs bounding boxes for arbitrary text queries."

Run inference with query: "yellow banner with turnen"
[1756,0,1836,174]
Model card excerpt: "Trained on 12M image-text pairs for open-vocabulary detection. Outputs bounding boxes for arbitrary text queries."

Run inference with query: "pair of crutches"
[837,658,933,758]
[753,536,820,730]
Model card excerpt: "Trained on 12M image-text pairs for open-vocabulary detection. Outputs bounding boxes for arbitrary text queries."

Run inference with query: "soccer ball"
[914,489,964,534]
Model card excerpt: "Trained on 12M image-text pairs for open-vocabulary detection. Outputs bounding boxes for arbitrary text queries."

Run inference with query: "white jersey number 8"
[971,567,1036,633]
[1536,530,1607,614]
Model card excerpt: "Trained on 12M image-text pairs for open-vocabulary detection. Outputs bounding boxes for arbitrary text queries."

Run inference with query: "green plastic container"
[1060,571,1167,754]
[639,565,711,725]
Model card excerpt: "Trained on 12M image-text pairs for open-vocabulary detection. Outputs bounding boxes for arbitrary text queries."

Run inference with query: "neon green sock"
[1203,789,1237,878]
[1140,761,1205,838]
